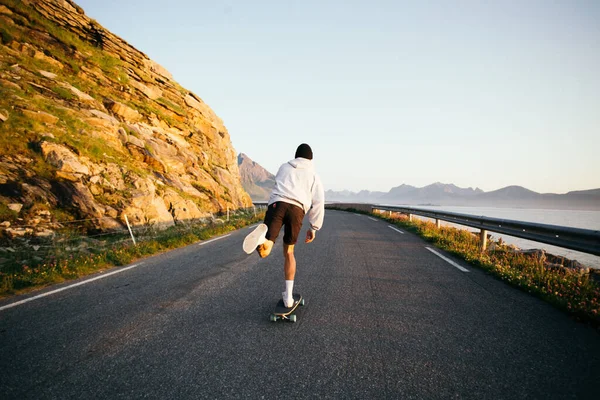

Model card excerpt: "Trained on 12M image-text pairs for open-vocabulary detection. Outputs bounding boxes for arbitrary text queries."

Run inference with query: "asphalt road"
[1,210,599,399]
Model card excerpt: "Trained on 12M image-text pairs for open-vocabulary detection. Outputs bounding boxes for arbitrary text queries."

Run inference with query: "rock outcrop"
[0,0,251,233]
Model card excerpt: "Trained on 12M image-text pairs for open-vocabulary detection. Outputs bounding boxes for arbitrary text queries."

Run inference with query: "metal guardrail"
[370,205,600,256]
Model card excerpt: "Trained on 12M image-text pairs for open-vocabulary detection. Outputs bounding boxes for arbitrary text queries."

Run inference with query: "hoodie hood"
[288,157,313,169]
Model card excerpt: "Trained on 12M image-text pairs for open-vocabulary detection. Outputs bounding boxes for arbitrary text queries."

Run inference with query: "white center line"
[199,234,231,245]
[388,225,405,234]
[426,247,469,272]
[368,217,377,221]
[0,263,144,312]
[247,224,258,230]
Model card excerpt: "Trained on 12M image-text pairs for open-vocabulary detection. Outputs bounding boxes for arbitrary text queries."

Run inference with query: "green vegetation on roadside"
[0,210,265,298]
[331,207,600,328]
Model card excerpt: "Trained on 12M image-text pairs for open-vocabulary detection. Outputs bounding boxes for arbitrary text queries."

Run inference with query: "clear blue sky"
[76,0,599,194]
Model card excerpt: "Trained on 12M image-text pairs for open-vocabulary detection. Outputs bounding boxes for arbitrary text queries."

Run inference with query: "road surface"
[1,210,599,399]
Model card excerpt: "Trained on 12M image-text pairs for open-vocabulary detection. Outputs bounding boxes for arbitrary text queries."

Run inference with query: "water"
[406,206,600,269]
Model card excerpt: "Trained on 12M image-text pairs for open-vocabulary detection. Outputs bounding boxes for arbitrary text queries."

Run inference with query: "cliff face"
[237,153,275,201]
[0,0,251,234]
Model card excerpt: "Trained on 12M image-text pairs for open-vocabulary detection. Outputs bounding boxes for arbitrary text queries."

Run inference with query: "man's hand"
[305,229,316,243]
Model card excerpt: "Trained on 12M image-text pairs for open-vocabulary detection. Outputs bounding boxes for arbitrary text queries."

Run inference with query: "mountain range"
[326,184,600,210]
[238,155,600,210]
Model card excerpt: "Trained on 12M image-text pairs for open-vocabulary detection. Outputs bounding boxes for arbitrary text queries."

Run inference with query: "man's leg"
[282,244,296,307]
[283,244,296,280]
[257,203,284,258]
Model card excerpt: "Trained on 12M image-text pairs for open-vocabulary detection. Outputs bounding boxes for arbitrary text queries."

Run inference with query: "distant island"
[238,155,600,211]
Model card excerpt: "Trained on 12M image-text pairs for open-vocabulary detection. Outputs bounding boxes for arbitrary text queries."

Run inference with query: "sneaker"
[243,223,268,254]
[282,292,294,308]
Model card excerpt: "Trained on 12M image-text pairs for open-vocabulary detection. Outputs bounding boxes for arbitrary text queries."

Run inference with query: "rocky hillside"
[0,0,251,236]
[237,153,275,201]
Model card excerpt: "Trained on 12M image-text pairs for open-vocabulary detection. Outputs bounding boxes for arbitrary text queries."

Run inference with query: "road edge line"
[0,263,144,312]
[388,225,405,234]
[426,247,469,272]
[199,234,231,246]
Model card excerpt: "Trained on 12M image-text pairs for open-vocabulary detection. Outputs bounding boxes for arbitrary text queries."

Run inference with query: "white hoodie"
[268,157,325,231]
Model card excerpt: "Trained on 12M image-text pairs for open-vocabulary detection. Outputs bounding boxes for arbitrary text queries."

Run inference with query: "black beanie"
[295,143,313,160]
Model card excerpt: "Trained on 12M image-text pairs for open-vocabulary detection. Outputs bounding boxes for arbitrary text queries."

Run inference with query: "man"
[243,143,325,308]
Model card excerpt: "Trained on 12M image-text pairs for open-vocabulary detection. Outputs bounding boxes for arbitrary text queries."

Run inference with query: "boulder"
[34,228,55,238]
[163,190,208,223]
[0,5,13,15]
[130,79,162,100]
[38,70,57,79]
[0,110,7,122]
[89,109,119,125]
[8,203,22,213]
[103,98,141,122]
[60,82,95,102]
[122,178,175,229]
[40,141,90,176]
[0,79,21,90]
[101,163,126,191]
[84,117,116,128]
[5,227,33,238]
[20,44,64,69]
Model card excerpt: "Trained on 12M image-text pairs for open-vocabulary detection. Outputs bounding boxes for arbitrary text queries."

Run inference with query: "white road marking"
[247,224,258,230]
[199,234,231,245]
[388,225,405,234]
[426,247,469,272]
[0,263,144,312]
[368,217,377,221]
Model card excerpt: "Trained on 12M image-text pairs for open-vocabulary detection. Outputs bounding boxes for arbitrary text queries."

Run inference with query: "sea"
[402,206,600,269]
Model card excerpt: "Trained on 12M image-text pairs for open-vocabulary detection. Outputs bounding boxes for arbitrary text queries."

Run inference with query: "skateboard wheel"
[300,299,305,306]
[289,314,297,323]
[269,314,277,322]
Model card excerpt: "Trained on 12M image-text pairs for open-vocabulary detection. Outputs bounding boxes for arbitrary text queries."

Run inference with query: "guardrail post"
[480,229,488,252]
[436,219,441,229]
[409,214,413,222]
[124,214,137,245]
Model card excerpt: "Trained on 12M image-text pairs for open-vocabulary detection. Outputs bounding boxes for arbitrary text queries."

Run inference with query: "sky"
[75,0,600,194]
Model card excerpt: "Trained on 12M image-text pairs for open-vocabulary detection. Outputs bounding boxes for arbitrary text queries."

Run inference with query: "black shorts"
[264,201,305,245]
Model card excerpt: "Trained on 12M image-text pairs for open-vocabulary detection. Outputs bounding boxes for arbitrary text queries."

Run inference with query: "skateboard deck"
[270,293,304,323]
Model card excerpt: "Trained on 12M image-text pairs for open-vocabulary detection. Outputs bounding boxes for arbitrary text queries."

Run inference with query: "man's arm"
[305,229,315,243]
[305,174,325,243]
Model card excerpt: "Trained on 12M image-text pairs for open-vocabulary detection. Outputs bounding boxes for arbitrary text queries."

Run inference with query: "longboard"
[270,293,304,323]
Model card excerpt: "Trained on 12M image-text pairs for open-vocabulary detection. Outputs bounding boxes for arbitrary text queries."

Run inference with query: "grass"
[0,210,265,297]
[330,206,600,328]
[51,86,74,100]
[0,204,19,222]
[0,27,13,44]
[156,97,185,116]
